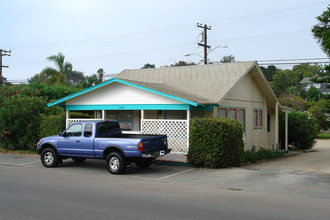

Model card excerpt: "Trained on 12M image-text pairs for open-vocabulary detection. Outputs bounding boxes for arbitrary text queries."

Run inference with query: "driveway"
[244,139,330,175]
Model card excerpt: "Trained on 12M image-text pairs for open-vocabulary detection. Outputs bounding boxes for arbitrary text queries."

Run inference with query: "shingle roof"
[116,61,256,104]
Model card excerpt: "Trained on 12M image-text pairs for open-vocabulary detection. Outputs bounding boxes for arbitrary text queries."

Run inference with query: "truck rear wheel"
[41,148,59,168]
[106,152,126,174]
[135,158,153,168]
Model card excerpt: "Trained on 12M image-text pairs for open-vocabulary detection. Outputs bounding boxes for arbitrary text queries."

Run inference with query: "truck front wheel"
[106,152,126,174]
[41,148,59,168]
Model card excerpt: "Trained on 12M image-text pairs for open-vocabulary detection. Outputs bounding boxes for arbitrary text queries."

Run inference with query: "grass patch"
[0,147,37,154]
[317,133,330,139]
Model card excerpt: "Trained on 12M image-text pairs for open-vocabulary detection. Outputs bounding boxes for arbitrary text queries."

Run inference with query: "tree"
[97,68,105,82]
[308,99,330,132]
[141,63,155,69]
[1,76,11,86]
[260,65,279,81]
[312,6,330,56]
[39,53,73,85]
[220,55,235,63]
[272,69,300,95]
[307,86,320,102]
[279,94,308,111]
[311,6,330,84]
[67,71,85,85]
[80,74,100,88]
[171,61,195,67]
[292,64,324,81]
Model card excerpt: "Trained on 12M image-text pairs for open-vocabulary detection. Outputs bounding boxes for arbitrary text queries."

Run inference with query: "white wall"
[66,82,184,105]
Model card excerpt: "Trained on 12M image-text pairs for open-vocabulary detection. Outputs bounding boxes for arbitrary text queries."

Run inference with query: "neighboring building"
[300,77,330,95]
[48,61,290,154]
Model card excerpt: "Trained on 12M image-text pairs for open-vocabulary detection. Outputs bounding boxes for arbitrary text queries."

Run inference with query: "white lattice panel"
[66,119,97,128]
[142,120,189,154]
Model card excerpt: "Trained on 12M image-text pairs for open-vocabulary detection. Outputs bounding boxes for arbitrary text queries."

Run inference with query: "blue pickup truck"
[37,120,170,174]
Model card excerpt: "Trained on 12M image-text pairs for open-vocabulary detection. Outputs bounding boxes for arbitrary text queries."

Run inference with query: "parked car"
[37,120,170,174]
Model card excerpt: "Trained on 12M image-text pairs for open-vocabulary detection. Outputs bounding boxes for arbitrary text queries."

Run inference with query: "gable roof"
[116,61,256,104]
[48,61,280,108]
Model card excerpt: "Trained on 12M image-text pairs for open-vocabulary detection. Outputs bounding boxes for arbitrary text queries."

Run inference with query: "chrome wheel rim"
[44,152,54,165]
[109,157,120,171]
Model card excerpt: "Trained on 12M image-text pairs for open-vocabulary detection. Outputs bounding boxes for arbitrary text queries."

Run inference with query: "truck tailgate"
[141,135,167,153]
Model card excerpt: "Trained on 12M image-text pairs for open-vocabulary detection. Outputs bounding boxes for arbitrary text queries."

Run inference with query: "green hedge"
[241,149,284,164]
[187,118,244,168]
[40,112,66,138]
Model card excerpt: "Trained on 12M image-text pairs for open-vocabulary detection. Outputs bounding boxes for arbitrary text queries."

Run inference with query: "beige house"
[48,61,290,154]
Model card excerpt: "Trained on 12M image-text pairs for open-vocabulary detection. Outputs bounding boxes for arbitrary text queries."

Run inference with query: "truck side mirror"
[59,131,64,136]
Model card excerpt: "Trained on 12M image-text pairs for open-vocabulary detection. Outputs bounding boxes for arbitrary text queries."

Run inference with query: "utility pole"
[197,23,211,64]
[0,49,11,85]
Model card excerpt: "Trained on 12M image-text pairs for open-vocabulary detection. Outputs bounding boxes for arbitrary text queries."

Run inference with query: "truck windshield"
[97,122,121,135]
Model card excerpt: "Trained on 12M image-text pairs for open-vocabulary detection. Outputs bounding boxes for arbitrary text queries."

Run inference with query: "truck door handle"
[76,140,80,142]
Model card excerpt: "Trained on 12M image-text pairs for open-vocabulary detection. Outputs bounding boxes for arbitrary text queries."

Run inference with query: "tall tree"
[311,5,330,84]
[260,65,279,81]
[220,55,235,63]
[292,64,324,81]
[39,53,73,85]
[97,68,105,82]
[272,69,300,95]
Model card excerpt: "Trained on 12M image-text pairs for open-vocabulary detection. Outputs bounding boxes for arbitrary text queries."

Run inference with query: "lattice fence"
[141,119,189,154]
[66,119,97,128]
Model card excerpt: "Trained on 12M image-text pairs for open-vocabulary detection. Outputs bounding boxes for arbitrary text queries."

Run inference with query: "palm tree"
[39,53,73,85]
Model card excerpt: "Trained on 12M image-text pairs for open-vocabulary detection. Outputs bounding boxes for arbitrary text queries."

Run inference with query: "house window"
[267,114,270,132]
[218,107,245,132]
[107,110,133,131]
[254,109,263,128]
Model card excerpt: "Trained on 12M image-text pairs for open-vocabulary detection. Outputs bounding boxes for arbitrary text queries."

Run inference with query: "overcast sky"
[1,0,329,81]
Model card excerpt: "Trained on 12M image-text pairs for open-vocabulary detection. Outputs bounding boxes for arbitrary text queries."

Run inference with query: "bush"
[0,94,62,150]
[40,112,66,138]
[69,111,94,119]
[279,111,318,150]
[187,118,244,168]
[308,99,330,132]
[241,149,284,164]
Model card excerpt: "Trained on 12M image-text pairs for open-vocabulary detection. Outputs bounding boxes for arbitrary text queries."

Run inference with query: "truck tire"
[41,148,59,168]
[135,158,153,168]
[106,152,126,174]
[72,157,86,163]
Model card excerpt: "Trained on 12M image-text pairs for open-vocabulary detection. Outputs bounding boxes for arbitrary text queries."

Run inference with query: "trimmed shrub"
[279,111,318,150]
[40,112,66,138]
[241,149,284,164]
[187,118,244,168]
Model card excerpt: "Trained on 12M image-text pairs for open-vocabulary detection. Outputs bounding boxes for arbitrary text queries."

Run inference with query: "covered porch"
[65,105,214,154]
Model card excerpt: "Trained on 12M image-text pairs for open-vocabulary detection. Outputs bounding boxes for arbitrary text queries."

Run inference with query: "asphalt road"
[1,140,330,220]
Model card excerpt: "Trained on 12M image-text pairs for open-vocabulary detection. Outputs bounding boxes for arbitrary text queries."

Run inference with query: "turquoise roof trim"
[66,104,192,111]
[48,78,198,107]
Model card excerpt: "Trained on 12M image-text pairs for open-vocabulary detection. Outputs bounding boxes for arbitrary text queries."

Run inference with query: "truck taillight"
[138,142,143,152]
[163,138,168,147]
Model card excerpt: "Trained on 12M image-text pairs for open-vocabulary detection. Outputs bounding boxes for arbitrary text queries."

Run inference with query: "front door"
[58,123,83,155]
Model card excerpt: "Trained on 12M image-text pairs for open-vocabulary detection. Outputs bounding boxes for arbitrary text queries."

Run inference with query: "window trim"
[254,109,263,129]
[219,107,246,132]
